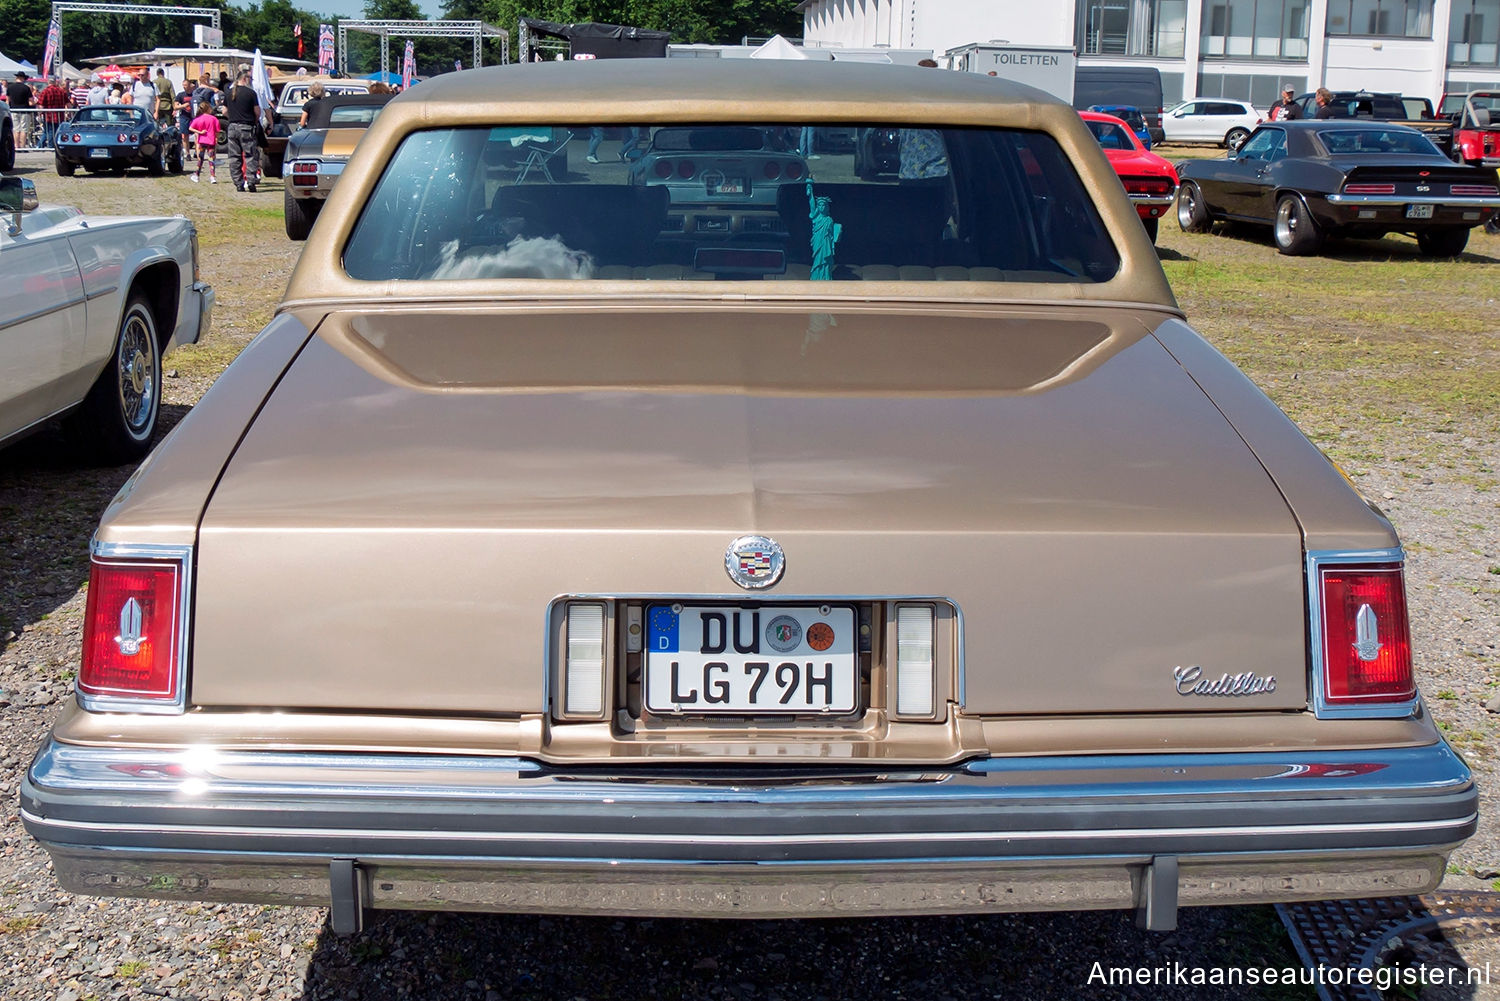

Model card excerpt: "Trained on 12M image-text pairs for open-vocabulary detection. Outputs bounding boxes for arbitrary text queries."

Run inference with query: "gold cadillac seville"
[22,60,1476,934]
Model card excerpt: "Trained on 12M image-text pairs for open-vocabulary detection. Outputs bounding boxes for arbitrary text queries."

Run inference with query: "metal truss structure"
[48,2,222,69]
[336,20,509,77]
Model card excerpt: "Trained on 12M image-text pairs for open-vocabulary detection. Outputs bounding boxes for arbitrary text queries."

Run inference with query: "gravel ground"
[2,149,1497,1000]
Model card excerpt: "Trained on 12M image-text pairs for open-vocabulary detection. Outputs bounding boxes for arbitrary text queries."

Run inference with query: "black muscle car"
[283,93,393,241]
[53,106,183,177]
[1176,120,1500,256]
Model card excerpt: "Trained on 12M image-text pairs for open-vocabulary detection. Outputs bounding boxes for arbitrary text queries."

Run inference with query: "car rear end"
[21,61,1476,932]
[1322,163,1500,228]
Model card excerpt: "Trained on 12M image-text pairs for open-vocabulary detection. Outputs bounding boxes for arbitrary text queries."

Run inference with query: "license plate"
[1405,203,1434,219]
[645,604,857,715]
[708,176,746,196]
[89,148,110,158]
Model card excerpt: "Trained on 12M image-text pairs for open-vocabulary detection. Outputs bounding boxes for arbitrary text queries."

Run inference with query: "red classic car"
[1081,110,1179,242]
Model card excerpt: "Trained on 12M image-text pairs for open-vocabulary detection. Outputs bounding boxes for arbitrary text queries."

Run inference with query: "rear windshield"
[1317,129,1439,155]
[329,105,384,126]
[342,123,1121,284]
[1085,119,1135,151]
[74,107,148,125]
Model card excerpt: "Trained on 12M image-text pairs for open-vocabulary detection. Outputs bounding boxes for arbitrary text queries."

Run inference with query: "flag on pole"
[318,24,335,74]
[401,40,415,89]
[294,22,303,60]
[42,15,62,79]
[251,49,274,115]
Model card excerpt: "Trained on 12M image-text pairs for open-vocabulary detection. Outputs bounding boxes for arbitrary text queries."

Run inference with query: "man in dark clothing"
[1269,86,1301,121]
[224,71,266,192]
[1313,87,1338,119]
[6,72,34,109]
[6,72,35,147]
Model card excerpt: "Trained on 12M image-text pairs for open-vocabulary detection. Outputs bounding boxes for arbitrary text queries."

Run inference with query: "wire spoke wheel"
[116,303,159,438]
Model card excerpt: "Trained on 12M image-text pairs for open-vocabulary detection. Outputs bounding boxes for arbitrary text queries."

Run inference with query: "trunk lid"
[192,305,1310,715]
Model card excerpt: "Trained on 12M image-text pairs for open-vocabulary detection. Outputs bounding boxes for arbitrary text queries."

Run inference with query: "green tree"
[0,0,52,65]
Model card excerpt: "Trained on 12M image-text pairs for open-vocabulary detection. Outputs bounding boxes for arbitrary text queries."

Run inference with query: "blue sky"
[314,0,447,17]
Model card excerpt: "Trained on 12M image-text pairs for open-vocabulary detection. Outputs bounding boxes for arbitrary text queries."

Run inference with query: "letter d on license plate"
[645,605,857,715]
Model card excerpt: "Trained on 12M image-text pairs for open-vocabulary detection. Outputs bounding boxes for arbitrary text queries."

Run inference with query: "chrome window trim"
[544,593,967,721]
[1306,546,1419,720]
[78,539,193,716]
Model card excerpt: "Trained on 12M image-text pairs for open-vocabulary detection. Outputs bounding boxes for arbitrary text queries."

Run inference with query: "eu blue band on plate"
[648,606,679,654]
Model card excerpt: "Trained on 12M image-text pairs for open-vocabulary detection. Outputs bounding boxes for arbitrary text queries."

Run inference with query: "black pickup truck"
[1294,91,1453,156]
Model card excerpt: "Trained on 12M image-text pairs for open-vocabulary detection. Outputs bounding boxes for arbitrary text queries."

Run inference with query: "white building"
[798,0,1500,107]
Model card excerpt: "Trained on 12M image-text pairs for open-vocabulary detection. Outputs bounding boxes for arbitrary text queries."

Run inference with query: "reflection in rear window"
[1317,129,1440,155]
[342,124,1121,284]
[329,106,384,126]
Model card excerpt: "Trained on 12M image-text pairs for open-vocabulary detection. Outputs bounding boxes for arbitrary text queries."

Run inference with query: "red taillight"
[80,557,184,705]
[1123,176,1173,195]
[1318,564,1414,706]
[118,133,129,142]
[785,161,805,180]
[677,159,695,179]
[763,161,781,180]
[292,162,318,173]
[1451,183,1497,196]
[1344,183,1396,195]
[654,160,673,179]
[71,133,81,142]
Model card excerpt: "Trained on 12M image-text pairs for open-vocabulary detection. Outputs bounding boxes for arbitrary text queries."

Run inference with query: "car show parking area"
[1,149,1497,1000]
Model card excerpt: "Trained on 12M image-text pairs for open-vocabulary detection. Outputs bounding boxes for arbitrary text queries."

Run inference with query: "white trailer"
[944,43,1076,104]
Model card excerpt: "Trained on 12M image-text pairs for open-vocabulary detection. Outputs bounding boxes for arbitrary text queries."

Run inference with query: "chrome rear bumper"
[22,739,1475,928]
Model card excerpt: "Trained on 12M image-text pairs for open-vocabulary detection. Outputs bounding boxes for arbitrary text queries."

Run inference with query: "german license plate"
[708,176,746,196]
[1405,203,1434,219]
[645,604,857,715]
[89,148,110,158]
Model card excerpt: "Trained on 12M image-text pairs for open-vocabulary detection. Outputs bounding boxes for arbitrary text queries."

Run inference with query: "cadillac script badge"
[725,535,785,590]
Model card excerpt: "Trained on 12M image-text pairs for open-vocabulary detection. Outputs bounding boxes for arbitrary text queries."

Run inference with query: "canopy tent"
[0,51,30,80]
[518,19,669,62]
[57,61,91,81]
[749,35,807,60]
[81,47,314,70]
[364,69,403,84]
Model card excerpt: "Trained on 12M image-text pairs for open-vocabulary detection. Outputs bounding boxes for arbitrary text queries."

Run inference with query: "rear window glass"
[74,107,148,125]
[1085,119,1135,151]
[342,123,1120,284]
[1317,129,1439,155]
[329,105,384,126]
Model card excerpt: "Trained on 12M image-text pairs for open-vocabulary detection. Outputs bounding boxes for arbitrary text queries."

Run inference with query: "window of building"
[1077,0,1188,57]
[1326,0,1434,38]
[1198,71,1302,108]
[1202,0,1309,59]
[1450,0,1500,65]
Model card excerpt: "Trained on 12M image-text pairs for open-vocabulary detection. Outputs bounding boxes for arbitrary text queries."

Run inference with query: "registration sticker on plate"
[1405,203,1435,219]
[89,148,111,158]
[645,605,857,714]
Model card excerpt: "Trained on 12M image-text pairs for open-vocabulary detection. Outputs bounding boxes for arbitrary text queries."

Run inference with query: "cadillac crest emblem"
[725,535,785,590]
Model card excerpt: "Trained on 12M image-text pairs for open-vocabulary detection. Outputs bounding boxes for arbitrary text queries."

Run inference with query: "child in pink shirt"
[188,102,220,183]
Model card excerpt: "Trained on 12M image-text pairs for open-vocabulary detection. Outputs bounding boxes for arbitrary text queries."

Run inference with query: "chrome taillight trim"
[79,539,193,716]
[1306,548,1419,720]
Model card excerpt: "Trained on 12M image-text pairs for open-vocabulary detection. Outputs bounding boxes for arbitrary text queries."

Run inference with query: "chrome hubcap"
[118,312,156,435]
[1275,200,1297,245]
[1178,187,1197,228]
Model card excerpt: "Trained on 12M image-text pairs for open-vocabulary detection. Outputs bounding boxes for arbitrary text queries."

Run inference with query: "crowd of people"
[4,67,180,149]
[3,64,277,191]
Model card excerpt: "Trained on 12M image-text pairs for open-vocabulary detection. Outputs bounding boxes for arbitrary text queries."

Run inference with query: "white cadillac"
[0,175,213,463]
